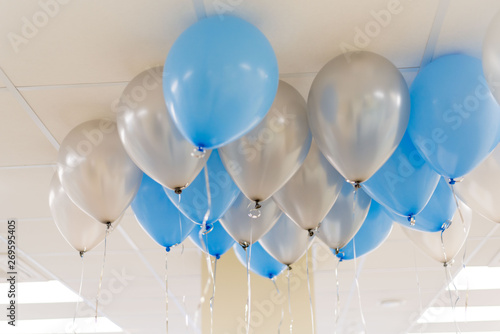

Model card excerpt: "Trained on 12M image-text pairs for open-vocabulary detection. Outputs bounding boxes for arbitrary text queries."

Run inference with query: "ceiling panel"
[433,0,500,60]
[0,91,57,166]
[203,0,440,74]
[20,84,126,143]
[0,1,196,86]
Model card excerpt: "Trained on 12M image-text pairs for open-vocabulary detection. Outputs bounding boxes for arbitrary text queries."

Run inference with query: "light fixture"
[0,280,83,304]
[448,266,500,290]
[0,317,122,333]
[379,299,406,308]
[418,306,500,323]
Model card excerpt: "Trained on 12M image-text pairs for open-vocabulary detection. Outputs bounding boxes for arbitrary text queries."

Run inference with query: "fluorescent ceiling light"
[418,306,500,323]
[448,266,500,290]
[0,280,83,304]
[0,317,122,333]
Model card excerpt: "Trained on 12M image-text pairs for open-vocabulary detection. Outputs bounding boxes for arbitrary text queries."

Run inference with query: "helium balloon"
[363,132,440,220]
[408,54,500,179]
[390,177,458,232]
[336,201,394,261]
[189,221,235,258]
[220,193,282,247]
[163,15,279,149]
[165,150,240,225]
[58,119,143,224]
[402,202,472,265]
[131,174,195,250]
[116,67,210,192]
[260,214,314,266]
[316,182,371,251]
[483,11,500,105]
[456,144,500,223]
[233,242,286,279]
[308,51,410,184]
[219,80,312,204]
[49,173,118,254]
[273,140,344,232]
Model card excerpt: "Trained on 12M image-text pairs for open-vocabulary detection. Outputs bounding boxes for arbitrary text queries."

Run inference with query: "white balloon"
[220,193,282,247]
[402,202,472,265]
[260,214,314,266]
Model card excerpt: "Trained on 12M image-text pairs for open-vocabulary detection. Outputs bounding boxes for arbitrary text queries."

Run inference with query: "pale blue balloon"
[233,242,286,279]
[363,132,440,219]
[165,150,240,225]
[189,221,235,258]
[336,201,394,261]
[163,15,279,149]
[408,54,500,179]
[389,177,456,232]
[132,174,195,251]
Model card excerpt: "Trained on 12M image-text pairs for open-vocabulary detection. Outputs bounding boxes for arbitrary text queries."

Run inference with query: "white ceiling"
[1,0,500,333]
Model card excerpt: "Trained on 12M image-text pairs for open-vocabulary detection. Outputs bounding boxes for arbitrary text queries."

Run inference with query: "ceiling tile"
[0,91,57,166]
[0,1,196,86]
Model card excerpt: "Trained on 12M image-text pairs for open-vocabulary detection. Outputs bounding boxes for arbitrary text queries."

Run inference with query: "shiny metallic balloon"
[58,119,143,224]
[273,140,344,232]
[402,202,472,265]
[116,67,209,192]
[220,193,282,247]
[483,12,500,104]
[316,182,371,250]
[308,51,410,183]
[259,214,314,266]
[49,173,120,253]
[456,144,500,223]
[219,80,312,203]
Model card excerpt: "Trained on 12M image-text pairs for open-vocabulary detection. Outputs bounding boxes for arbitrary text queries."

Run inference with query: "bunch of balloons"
[51,14,500,279]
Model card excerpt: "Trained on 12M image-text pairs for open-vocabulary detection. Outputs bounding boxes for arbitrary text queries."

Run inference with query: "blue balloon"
[363,132,440,219]
[132,174,195,251]
[165,150,240,225]
[189,221,235,258]
[233,242,286,279]
[408,54,500,179]
[336,201,394,261]
[163,15,279,149]
[390,177,456,232]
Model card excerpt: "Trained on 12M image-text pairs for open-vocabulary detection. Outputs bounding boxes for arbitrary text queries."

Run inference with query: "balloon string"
[165,250,169,334]
[450,183,470,315]
[192,256,213,328]
[351,188,367,331]
[245,244,253,334]
[334,258,341,334]
[412,245,423,334]
[306,249,315,334]
[178,193,183,248]
[287,267,293,334]
[72,252,85,333]
[202,161,211,229]
[95,223,111,322]
[444,264,461,334]
[209,257,218,334]
[272,277,283,334]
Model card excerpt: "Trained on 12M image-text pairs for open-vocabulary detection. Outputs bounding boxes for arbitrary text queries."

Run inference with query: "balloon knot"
[287,265,293,271]
[443,259,455,267]
[449,178,456,185]
[240,241,250,250]
[408,215,416,226]
[79,251,85,258]
[441,220,452,231]
[254,201,262,209]
[347,180,362,189]
[166,246,171,252]
[215,254,221,260]
[308,229,315,237]
[174,187,183,195]
[191,147,206,158]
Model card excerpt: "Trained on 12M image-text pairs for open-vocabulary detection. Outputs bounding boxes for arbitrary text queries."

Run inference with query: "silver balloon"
[58,119,143,224]
[259,214,314,266]
[316,182,371,250]
[116,67,210,192]
[456,144,500,223]
[483,12,500,104]
[219,80,312,204]
[307,51,410,183]
[273,140,344,232]
[49,173,120,253]
[220,193,282,247]
[402,202,472,265]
